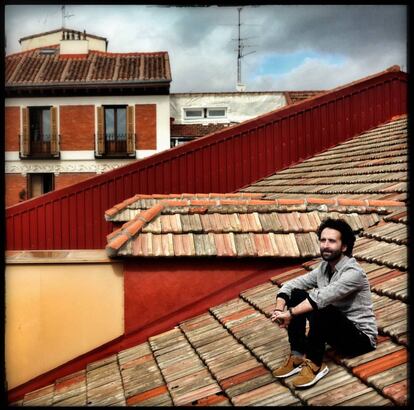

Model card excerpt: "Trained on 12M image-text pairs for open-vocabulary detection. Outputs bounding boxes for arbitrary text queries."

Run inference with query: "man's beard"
[321,249,342,262]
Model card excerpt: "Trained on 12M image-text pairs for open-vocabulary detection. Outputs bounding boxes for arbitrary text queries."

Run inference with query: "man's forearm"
[290,298,314,316]
[275,296,287,311]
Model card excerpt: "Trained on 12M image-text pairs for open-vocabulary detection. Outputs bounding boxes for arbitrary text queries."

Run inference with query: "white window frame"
[207,107,227,119]
[183,108,204,120]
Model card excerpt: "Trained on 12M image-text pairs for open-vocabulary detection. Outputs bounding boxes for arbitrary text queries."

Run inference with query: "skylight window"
[184,107,227,121]
[184,109,204,119]
[39,48,57,55]
[207,108,226,118]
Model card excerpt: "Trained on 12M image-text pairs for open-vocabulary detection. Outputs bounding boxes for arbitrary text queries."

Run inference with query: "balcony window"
[105,106,127,154]
[20,106,59,159]
[96,105,135,158]
[29,107,51,155]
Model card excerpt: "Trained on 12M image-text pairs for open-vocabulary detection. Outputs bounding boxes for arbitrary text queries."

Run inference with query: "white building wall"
[20,31,106,52]
[170,92,287,125]
[20,32,63,51]
[60,39,89,55]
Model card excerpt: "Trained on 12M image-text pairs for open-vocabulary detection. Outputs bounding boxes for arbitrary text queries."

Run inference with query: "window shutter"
[97,106,105,155]
[21,107,30,156]
[50,106,59,156]
[127,105,135,155]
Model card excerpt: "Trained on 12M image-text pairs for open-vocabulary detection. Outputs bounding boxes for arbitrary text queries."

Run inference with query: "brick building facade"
[5,28,171,207]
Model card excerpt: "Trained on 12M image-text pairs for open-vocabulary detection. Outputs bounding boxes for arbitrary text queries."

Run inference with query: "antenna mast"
[236,7,255,91]
[61,5,74,29]
[237,7,242,87]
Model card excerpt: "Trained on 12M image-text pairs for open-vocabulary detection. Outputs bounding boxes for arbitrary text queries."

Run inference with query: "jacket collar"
[323,254,350,275]
[331,254,350,273]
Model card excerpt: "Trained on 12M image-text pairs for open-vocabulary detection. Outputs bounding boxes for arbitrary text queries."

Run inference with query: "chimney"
[60,29,89,56]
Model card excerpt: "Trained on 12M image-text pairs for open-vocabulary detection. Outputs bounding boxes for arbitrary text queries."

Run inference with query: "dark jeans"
[286,288,375,366]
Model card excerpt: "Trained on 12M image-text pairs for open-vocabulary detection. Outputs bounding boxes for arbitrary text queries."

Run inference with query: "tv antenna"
[234,7,256,91]
[61,5,74,29]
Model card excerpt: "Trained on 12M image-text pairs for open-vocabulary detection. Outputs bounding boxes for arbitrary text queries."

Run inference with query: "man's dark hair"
[316,218,356,256]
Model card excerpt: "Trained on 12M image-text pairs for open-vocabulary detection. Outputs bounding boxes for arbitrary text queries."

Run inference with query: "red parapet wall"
[6,68,407,250]
[123,258,295,337]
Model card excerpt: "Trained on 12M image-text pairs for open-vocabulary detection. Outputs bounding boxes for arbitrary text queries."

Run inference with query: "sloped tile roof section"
[16,247,407,406]
[284,90,325,104]
[104,193,404,258]
[5,47,171,87]
[242,116,408,203]
[171,123,235,138]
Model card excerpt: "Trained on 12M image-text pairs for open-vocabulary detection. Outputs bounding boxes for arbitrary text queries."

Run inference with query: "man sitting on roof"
[271,218,377,388]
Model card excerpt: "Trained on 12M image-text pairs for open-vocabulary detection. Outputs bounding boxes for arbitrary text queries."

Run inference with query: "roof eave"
[5,80,171,97]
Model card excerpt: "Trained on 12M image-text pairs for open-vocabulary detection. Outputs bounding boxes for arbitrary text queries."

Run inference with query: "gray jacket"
[277,256,377,347]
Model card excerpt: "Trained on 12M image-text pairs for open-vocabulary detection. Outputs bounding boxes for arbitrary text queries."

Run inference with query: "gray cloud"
[5,5,407,93]
[252,5,406,56]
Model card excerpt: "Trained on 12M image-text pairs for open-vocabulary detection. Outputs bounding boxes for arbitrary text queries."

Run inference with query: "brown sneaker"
[272,354,304,378]
[291,358,329,388]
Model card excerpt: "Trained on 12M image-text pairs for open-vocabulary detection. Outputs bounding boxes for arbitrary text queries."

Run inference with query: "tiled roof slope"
[105,114,408,259]
[104,193,403,258]
[171,123,234,138]
[5,47,171,86]
[15,247,408,405]
[241,116,407,203]
[285,90,325,104]
[12,116,408,406]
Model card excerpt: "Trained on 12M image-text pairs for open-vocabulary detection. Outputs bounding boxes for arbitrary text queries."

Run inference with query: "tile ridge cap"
[104,194,141,219]
[106,203,165,256]
[303,196,405,208]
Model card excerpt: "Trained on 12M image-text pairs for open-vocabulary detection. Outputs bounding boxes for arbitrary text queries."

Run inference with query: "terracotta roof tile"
[285,90,325,104]
[354,238,407,270]
[22,384,54,406]
[53,371,86,405]
[126,385,170,406]
[171,123,232,138]
[352,349,407,379]
[383,380,408,406]
[110,194,392,256]
[6,48,171,87]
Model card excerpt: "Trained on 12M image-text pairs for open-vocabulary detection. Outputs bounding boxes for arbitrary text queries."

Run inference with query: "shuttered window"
[50,107,58,156]
[96,105,135,157]
[21,107,30,156]
[21,106,59,158]
[126,105,135,154]
[97,106,105,155]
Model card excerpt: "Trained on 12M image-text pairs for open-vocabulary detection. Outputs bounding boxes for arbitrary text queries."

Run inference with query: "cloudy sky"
[5,4,407,93]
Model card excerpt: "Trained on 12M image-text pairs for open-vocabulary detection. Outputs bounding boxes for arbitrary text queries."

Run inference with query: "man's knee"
[289,288,309,306]
[311,305,340,324]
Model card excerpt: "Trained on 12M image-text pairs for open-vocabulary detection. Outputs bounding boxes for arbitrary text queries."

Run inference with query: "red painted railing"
[6,67,407,250]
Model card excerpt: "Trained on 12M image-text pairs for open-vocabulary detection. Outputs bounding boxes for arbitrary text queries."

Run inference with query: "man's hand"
[270,309,292,328]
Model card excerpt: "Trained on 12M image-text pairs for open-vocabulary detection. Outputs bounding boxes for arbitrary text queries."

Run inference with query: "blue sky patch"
[256,50,345,77]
